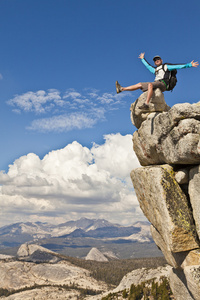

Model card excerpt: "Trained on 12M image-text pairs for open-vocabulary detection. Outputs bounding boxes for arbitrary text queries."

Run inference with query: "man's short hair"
[153,55,162,61]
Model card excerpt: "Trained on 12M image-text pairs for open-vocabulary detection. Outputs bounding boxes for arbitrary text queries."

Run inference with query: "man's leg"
[116,81,142,93]
[146,83,153,104]
[138,83,153,110]
[145,81,166,105]
[121,82,142,92]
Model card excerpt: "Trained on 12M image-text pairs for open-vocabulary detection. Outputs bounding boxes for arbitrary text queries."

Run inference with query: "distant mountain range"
[0,218,162,259]
[0,218,151,243]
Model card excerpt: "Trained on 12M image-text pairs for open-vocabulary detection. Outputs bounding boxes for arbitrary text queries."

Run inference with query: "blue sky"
[0,0,199,226]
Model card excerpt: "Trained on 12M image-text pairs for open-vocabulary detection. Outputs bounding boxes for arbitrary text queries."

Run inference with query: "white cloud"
[27,108,105,132]
[0,134,143,227]
[97,93,115,104]
[91,133,138,179]
[7,88,132,132]
[7,89,62,114]
[63,90,82,99]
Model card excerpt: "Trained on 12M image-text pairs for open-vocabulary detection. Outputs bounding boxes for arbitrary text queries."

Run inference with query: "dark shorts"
[140,81,166,92]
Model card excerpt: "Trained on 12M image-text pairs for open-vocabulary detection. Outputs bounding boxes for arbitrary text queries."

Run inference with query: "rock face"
[131,165,198,252]
[189,165,200,239]
[17,243,56,257]
[85,247,108,262]
[17,243,61,263]
[132,102,200,166]
[3,287,80,300]
[113,265,172,293]
[0,243,108,299]
[130,93,200,300]
[130,89,170,129]
[91,265,172,300]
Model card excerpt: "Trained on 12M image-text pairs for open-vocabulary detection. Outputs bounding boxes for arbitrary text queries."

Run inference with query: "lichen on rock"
[130,95,200,299]
[131,165,199,253]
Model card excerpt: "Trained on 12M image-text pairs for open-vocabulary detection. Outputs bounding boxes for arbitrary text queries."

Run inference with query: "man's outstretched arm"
[167,60,199,71]
[139,52,155,74]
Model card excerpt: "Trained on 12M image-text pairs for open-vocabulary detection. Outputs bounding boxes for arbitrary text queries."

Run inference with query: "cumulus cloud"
[7,89,62,114]
[7,88,132,132]
[27,108,105,132]
[0,134,143,226]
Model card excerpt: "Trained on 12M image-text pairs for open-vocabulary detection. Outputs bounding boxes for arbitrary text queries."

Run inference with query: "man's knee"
[148,83,153,90]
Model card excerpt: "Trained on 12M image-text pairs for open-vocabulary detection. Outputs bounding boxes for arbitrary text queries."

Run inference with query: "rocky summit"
[85,247,109,262]
[130,90,200,300]
[0,243,109,299]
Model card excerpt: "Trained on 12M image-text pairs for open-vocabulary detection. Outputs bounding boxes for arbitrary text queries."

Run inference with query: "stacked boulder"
[130,89,200,300]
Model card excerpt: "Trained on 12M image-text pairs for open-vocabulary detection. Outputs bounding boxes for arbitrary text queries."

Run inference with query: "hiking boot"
[116,81,122,93]
[138,103,149,110]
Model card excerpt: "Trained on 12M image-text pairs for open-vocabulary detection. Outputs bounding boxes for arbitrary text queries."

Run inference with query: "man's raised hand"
[139,52,145,59]
[191,60,199,67]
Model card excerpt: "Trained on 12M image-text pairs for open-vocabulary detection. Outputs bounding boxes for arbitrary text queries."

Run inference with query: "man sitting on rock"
[116,53,199,110]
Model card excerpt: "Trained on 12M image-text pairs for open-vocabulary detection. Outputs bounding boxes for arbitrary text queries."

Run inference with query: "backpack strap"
[162,63,168,72]
[160,64,168,90]
[161,80,168,90]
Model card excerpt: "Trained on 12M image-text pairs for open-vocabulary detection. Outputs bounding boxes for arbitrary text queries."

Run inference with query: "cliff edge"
[130,90,200,300]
